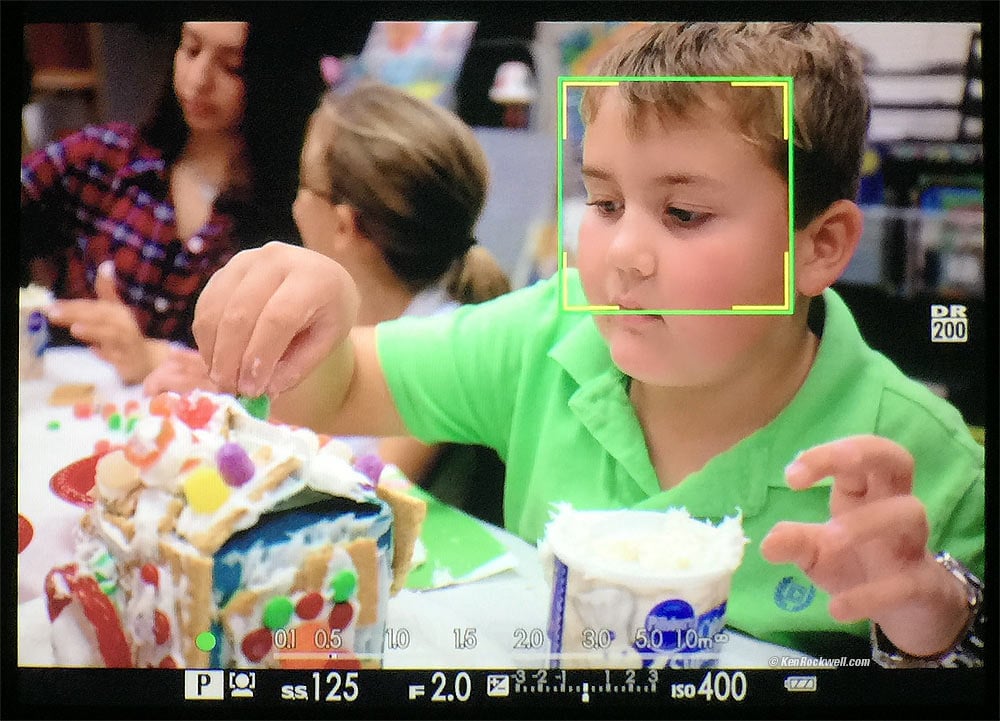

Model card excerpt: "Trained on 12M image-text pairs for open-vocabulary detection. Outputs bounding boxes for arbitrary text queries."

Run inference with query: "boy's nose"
[189,55,214,92]
[607,215,656,279]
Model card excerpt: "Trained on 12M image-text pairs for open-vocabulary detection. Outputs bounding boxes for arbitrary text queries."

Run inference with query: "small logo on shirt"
[774,576,816,612]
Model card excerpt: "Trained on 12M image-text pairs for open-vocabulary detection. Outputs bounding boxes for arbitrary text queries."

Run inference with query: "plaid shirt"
[21,123,239,344]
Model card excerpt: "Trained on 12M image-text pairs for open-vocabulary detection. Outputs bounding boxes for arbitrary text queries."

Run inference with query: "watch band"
[871,551,985,668]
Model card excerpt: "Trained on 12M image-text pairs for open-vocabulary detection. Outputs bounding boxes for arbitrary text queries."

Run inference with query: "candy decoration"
[238,394,271,420]
[183,466,231,514]
[149,392,176,417]
[140,563,159,588]
[73,402,94,419]
[175,395,217,429]
[124,418,175,469]
[154,610,171,645]
[18,514,34,553]
[101,403,118,420]
[262,596,294,630]
[108,413,123,431]
[45,565,132,667]
[51,453,107,508]
[158,656,178,669]
[124,399,141,416]
[241,628,273,663]
[353,454,384,484]
[330,570,357,603]
[95,450,141,501]
[295,592,324,621]
[126,416,139,433]
[216,443,255,487]
[47,420,61,431]
[327,602,354,630]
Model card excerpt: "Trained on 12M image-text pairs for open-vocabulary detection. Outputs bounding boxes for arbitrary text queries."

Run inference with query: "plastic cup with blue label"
[539,507,747,669]
[19,284,54,380]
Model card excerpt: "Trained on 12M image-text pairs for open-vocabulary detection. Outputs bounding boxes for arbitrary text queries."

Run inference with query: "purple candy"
[353,454,384,485]
[216,442,255,487]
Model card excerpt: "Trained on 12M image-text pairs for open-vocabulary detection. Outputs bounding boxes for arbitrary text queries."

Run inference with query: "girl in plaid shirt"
[21,21,324,384]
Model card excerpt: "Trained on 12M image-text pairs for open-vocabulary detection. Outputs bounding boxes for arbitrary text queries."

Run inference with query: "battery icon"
[784,675,817,692]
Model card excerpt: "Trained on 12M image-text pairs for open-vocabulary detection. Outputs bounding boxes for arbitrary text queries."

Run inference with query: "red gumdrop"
[101,403,118,420]
[241,628,273,663]
[140,563,160,588]
[295,592,325,621]
[154,610,171,645]
[327,602,354,630]
[124,399,141,415]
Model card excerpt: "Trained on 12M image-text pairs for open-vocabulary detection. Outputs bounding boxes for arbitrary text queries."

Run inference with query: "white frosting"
[542,507,748,581]
[19,284,54,310]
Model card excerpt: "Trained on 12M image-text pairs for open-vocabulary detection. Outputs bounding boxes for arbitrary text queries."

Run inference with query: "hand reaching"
[192,242,359,397]
[761,435,971,658]
[45,261,165,385]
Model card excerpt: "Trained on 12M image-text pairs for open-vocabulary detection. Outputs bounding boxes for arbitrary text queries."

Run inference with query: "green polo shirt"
[376,271,984,654]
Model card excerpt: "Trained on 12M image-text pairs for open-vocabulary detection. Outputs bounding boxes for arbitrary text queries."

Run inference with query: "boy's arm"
[193,242,408,438]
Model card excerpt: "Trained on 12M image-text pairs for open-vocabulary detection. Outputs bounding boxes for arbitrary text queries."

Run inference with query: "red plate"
[50,453,106,508]
[18,514,34,553]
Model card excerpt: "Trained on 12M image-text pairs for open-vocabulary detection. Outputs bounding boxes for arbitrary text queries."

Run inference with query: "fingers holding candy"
[193,242,359,398]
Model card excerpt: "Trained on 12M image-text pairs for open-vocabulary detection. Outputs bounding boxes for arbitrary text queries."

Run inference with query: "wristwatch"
[871,551,985,668]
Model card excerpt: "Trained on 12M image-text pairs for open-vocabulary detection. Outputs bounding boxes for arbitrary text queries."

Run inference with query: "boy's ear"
[795,199,863,297]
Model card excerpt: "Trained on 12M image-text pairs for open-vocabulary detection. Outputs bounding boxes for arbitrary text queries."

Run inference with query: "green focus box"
[558,75,796,315]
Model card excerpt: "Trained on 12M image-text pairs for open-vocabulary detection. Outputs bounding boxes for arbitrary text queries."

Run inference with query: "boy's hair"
[580,22,871,228]
[299,81,510,304]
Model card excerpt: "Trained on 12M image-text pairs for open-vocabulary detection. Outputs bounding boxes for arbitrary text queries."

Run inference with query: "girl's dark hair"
[140,21,327,248]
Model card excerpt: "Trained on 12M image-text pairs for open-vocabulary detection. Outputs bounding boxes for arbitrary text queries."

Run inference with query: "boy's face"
[577,91,794,387]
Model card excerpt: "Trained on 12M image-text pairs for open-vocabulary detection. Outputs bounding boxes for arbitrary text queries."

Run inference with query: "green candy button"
[330,570,358,603]
[262,596,294,630]
[238,394,271,420]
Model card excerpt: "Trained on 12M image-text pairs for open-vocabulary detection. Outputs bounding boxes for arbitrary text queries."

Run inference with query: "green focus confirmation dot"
[238,394,270,420]
[262,596,294,629]
[330,570,358,603]
[196,632,217,652]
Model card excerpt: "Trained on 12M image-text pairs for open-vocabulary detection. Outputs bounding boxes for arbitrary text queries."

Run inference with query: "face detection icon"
[559,75,796,316]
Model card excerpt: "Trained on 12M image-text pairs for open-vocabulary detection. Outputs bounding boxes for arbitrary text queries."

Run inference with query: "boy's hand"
[143,346,218,396]
[192,242,360,398]
[45,261,163,385]
[760,435,971,659]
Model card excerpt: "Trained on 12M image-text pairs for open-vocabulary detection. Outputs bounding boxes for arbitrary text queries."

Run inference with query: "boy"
[192,23,984,665]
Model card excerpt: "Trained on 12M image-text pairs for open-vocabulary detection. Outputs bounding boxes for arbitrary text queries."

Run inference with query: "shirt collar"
[548,272,886,518]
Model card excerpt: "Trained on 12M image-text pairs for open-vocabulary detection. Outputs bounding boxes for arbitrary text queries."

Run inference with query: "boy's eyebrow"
[181,26,245,57]
[581,165,725,189]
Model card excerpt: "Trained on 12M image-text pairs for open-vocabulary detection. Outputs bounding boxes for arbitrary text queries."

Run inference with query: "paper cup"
[540,508,747,669]
[19,285,53,380]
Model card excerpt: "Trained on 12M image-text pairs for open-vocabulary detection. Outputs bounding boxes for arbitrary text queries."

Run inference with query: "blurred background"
[19,19,985,428]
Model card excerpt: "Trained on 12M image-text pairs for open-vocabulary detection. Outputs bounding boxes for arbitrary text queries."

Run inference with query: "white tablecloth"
[18,348,804,669]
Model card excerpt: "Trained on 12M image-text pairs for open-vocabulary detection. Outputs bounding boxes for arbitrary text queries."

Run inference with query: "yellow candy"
[183,465,231,514]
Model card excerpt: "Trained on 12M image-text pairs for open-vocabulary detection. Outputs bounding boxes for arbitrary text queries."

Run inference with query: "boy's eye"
[585,199,623,216]
[666,207,709,226]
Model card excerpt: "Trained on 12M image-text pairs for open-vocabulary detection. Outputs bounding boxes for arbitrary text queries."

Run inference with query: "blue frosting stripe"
[213,497,391,609]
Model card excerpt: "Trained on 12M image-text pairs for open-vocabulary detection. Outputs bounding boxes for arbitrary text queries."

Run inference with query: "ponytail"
[445,245,512,305]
